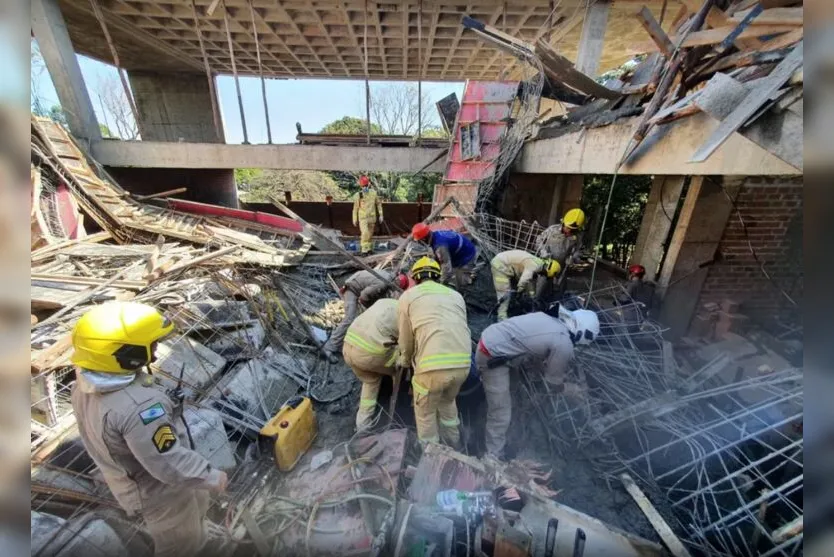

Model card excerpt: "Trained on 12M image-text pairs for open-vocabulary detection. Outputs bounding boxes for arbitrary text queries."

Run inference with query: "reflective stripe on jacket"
[352,189,383,222]
[344,299,399,361]
[397,280,471,373]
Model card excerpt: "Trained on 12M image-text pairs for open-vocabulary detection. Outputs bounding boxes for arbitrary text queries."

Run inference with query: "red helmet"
[395,273,409,290]
[358,175,370,187]
[411,223,430,241]
[628,264,646,277]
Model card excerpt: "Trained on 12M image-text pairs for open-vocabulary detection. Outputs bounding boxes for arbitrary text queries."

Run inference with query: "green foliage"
[581,174,652,266]
[319,116,383,135]
[236,169,347,203]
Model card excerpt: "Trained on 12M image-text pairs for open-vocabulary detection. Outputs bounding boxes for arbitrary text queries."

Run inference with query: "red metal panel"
[433,80,519,212]
[168,199,303,233]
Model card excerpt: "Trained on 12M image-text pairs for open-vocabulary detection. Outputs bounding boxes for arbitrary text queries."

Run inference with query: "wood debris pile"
[463,0,803,169]
[29,117,363,475]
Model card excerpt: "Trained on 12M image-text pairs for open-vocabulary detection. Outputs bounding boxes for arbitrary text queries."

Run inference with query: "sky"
[31,40,464,145]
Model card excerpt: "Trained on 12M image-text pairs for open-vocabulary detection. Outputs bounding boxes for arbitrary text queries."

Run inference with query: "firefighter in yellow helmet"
[490,250,561,320]
[70,302,228,557]
[343,298,400,431]
[396,257,471,448]
[536,208,585,298]
[352,175,384,255]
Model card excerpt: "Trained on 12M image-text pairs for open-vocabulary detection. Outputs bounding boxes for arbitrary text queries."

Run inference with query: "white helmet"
[559,308,600,345]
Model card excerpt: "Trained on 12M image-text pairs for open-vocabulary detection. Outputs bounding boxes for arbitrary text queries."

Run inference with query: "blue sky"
[31,40,464,145]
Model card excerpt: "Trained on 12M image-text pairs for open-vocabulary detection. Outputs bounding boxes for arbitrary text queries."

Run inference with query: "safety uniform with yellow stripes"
[490,250,548,321]
[397,280,471,447]
[352,188,383,254]
[343,298,399,430]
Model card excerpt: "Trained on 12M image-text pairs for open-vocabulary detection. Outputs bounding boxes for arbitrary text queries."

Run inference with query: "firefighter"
[411,223,477,289]
[535,208,586,299]
[490,249,561,320]
[343,298,399,431]
[352,175,383,255]
[397,256,471,448]
[322,270,408,363]
[475,306,600,459]
[70,302,228,557]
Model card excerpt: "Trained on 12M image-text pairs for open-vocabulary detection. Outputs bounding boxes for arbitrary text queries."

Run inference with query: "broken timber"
[620,474,693,557]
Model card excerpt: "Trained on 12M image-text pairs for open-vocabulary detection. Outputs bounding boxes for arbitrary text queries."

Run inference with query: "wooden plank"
[31,274,147,290]
[629,24,799,53]
[635,6,675,57]
[732,7,803,25]
[155,245,239,279]
[680,0,763,49]
[575,0,611,77]
[690,42,803,162]
[621,474,693,557]
[535,40,621,99]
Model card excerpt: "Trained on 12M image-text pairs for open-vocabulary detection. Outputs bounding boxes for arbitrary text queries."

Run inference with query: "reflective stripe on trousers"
[411,367,467,449]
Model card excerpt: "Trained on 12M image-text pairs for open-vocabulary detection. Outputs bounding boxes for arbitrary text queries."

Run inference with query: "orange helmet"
[412,223,430,241]
[628,264,646,278]
[358,175,370,187]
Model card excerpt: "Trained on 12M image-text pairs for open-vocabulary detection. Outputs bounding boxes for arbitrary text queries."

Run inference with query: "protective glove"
[395,353,410,371]
[353,220,358,227]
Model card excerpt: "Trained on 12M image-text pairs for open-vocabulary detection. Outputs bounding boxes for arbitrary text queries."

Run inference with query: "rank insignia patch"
[152,425,177,453]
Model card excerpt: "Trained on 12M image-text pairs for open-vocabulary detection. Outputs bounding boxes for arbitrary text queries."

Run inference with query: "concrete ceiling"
[59,0,680,80]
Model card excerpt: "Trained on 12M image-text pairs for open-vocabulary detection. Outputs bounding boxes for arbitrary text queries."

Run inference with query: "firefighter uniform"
[69,302,226,557]
[72,374,224,557]
[475,313,575,457]
[397,278,471,447]
[343,298,399,430]
[491,250,549,321]
[323,269,393,356]
[352,188,383,254]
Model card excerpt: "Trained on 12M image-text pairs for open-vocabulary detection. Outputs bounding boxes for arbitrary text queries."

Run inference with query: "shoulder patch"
[139,402,166,425]
[152,424,177,454]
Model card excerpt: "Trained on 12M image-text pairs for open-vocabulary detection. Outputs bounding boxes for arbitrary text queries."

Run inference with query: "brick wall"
[698,176,803,331]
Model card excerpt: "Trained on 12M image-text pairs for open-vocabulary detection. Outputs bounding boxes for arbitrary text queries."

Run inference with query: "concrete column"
[31,0,101,143]
[658,177,743,338]
[127,71,223,143]
[575,0,611,77]
[631,176,686,281]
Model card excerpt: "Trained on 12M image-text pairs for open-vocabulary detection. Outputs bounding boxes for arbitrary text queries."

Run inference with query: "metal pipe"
[222,0,249,144]
[248,0,272,143]
[190,0,223,141]
[364,0,371,144]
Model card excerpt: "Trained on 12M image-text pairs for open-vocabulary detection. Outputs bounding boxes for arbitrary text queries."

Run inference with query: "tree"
[369,83,440,136]
[236,169,347,203]
[581,175,652,267]
[320,116,382,135]
[94,74,139,140]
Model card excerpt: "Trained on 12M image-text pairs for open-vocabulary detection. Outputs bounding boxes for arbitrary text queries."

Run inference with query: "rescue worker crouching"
[70,302,228,557]
[343,298,400,431]
[490,249,561,321]
[411,223,478,289]
[397,256,472,449]
[322,270,409,363]
[352,175,383,255]
[475,305,600,460]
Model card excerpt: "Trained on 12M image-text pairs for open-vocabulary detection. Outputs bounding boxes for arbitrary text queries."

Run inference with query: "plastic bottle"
[435,490,495,520]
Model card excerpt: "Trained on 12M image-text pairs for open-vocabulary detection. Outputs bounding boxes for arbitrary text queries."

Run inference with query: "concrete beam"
[516,113,802,176]
[575,0,611,77]
[631,176,686,281]
[32,0,101,143]
[91,141,448,173]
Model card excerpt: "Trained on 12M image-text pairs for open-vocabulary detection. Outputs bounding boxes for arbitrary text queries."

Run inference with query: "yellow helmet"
[410,256,441,282]
[543,259,562,278]
[563,208,586,231]
[71,302,175,373]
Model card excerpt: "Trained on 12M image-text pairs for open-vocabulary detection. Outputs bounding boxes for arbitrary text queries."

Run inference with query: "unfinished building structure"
[31,1,804,556]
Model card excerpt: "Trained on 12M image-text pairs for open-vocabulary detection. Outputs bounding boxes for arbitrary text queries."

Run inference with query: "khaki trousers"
[491,265,513,321]
[343,343,395,430]
[143,489,210,557]
[359,219,376,253]
[475,350,512,457]
[411,367,467,448]
[323,291,359,354]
